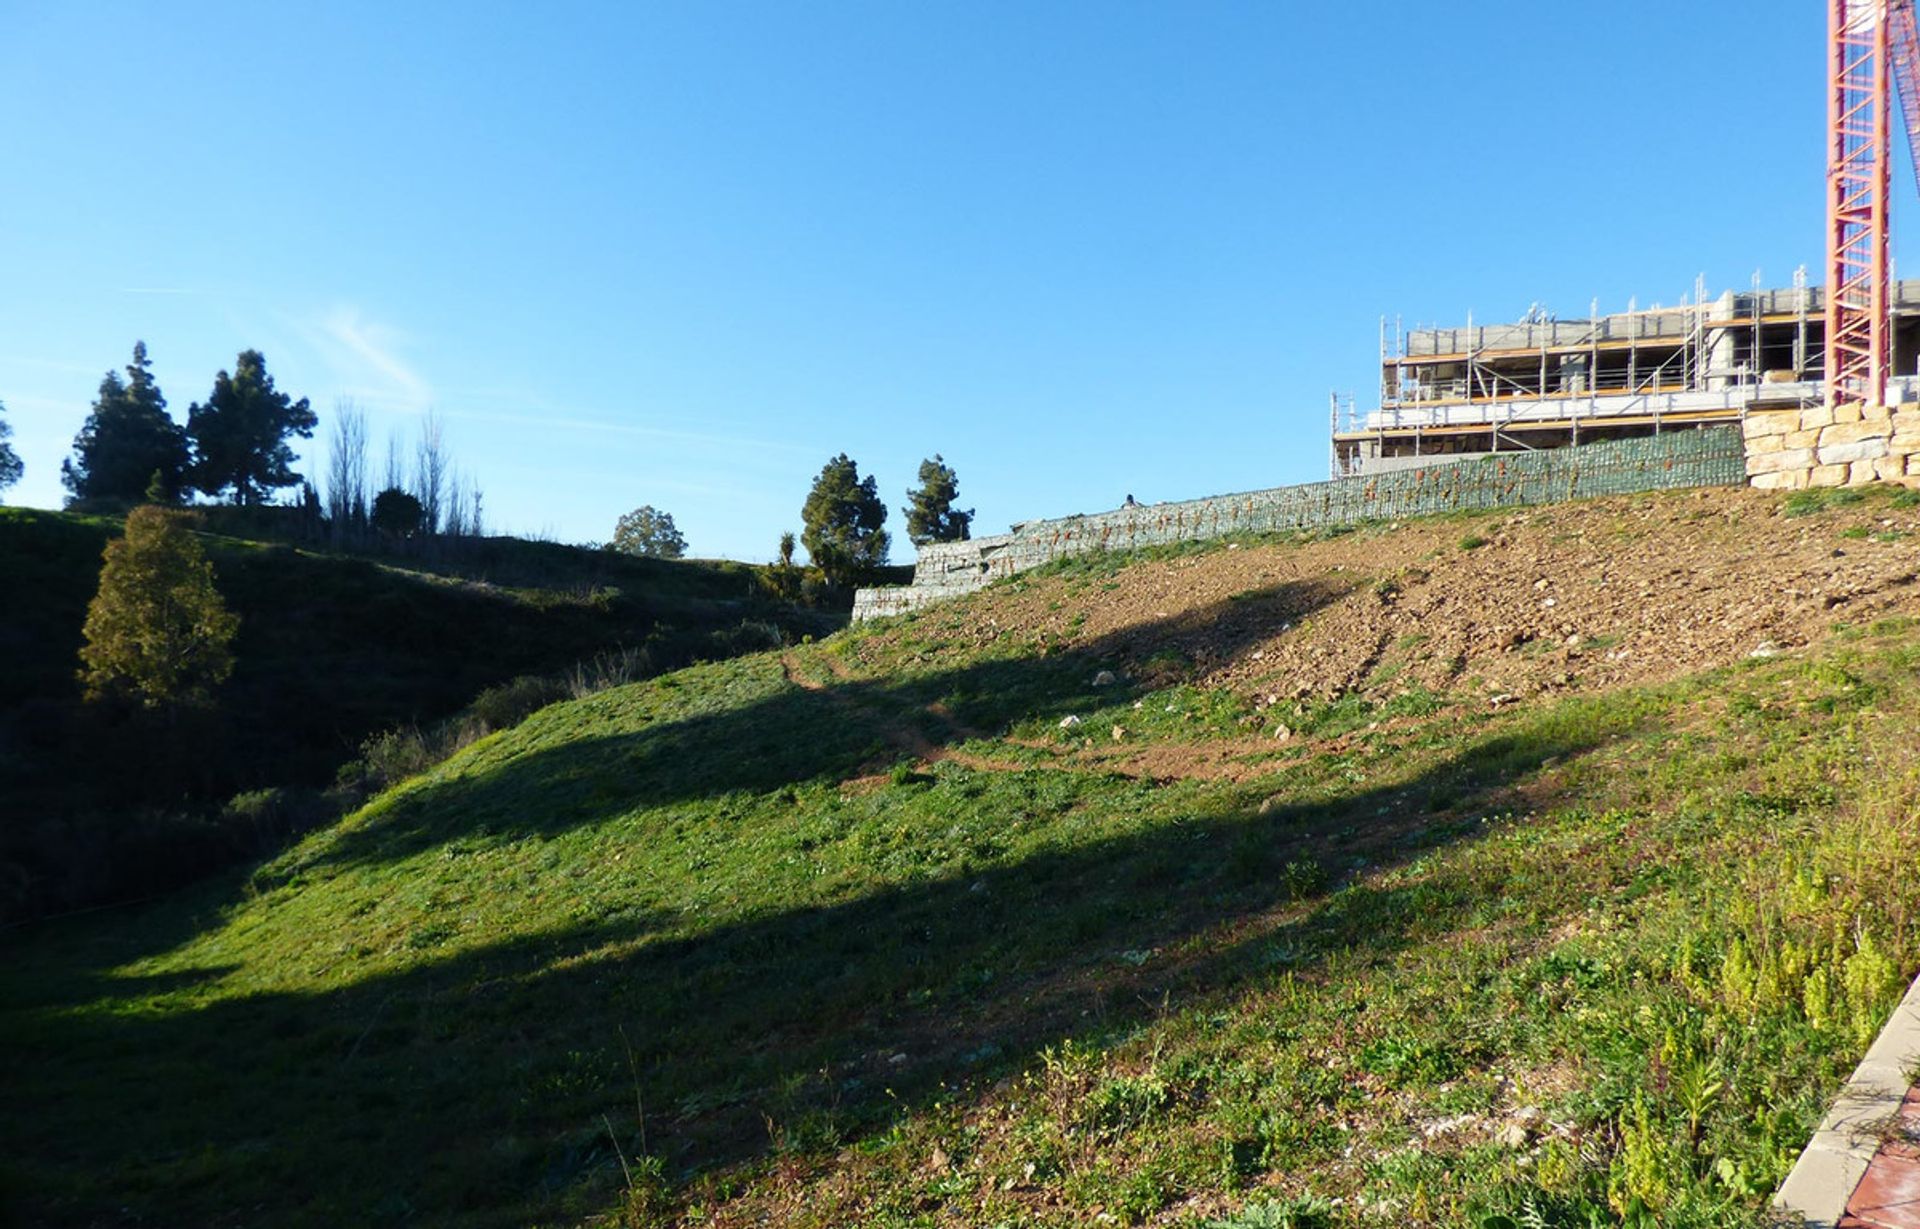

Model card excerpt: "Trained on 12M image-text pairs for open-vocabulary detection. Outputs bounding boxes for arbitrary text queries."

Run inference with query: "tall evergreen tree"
[61,342,190,504]
[0,400,22,499]
[186,350,317,505]
[800,454,889,588]
[78,506,238,708]
[903,454,973,546]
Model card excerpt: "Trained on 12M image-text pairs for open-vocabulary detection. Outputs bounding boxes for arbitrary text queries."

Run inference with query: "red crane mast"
[1829,0,1920,408]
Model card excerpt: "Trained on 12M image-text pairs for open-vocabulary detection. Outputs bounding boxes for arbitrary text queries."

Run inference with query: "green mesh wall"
[1002,427,1746,566]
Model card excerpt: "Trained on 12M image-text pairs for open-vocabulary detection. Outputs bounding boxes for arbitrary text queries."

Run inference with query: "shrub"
[78,507,238,708]
[470,675,568,731]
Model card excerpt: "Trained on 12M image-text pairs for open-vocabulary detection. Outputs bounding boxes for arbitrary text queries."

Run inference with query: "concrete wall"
[1744,402,1920,489]
[853,427,1747,620]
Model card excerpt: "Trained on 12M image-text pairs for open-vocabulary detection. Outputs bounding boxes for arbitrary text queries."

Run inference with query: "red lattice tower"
[1828,0,1891,409]
[1828,0,1920,407]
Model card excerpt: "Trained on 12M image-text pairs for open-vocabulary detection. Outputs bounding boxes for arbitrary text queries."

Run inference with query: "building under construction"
[1331,277,1920,477]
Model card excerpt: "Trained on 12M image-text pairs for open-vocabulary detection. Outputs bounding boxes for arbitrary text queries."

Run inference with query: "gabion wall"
[852,427,1747,618]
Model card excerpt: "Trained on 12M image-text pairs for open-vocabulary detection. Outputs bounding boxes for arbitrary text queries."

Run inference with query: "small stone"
[1489,693,1516,708]
[930,1146,950,1171]
[1111,725,1126,742]
[1092,670,1117,687]
[1749,640,1782,659]
[1272,724,1292,741]
[1059,714,1082,729]
[1513,1105,1545,1129]
[1498,1123,1531,1149]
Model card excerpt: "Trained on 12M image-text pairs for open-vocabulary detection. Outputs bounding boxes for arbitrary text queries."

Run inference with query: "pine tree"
[186,350,317,504]
[78,507,238,708]
[903,454,973,546]
[800,454,889,588]
[61,342,190,504]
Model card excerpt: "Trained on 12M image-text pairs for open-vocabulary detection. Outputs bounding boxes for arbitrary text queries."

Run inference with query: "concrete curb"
[1774,973,1920,1226]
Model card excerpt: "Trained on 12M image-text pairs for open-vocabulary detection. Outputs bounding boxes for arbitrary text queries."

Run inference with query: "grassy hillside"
[7,486,1920,1227]
[0,506,832,918]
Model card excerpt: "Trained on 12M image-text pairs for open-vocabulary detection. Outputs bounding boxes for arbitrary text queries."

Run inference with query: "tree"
[325,398,371,536]
[0,400,21,499]
[370,487,425,538]
[800,454,889,587]
[144,469,177,506]
[61,342,190,504]
[186,350,317,505]
[78,506,238,708]
[414,409,448,534]
[610,505,688,559]
[903,454,973,546]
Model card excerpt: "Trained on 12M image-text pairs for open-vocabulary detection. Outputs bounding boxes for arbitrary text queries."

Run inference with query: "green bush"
[470,675,567,731]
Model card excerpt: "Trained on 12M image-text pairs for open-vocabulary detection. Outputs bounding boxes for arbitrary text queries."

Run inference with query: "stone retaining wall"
[853,427,1747,619]
[1743,402,1920,489]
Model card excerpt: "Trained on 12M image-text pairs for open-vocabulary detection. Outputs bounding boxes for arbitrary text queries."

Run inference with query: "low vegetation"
[6,488,1920,1227]
[0,506,830,922]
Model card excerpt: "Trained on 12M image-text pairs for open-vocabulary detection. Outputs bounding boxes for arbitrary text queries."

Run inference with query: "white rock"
[1091,670,1118,687]
[1058,714,1082,728]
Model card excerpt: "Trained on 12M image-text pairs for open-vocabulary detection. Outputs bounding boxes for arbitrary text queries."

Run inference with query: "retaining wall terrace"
[1744,402,1920,489]
[852,427,1748,620]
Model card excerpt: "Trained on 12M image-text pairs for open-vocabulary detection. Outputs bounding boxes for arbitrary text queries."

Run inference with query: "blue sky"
[0,1,1866,559]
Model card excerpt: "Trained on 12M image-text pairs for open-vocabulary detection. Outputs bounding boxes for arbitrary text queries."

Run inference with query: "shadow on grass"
[301,581,1353,872]
[1,742,1632,1223]
[0,585,1647,1226]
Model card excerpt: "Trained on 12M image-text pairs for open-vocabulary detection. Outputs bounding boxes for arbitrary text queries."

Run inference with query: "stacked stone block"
[1743,403,1920,489]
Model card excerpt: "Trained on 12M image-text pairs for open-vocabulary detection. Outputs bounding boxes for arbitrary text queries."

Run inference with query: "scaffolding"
[1332,274,1920,478]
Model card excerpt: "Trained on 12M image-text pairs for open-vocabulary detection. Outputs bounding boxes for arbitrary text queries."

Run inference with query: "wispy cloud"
[315,308,432,411]
[445,405,817,457]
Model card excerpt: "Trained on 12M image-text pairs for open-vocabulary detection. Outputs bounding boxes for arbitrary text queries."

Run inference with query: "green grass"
[9,493,1920,1226]
[1782,485,1869,517]
[0,507,831,921]
[6,597,1920,1226]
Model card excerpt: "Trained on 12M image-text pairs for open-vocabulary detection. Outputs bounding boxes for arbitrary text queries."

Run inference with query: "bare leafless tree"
[444,468,471,539]
[383,429,407,498]
[413,409,447,536]
[325,398,370,538]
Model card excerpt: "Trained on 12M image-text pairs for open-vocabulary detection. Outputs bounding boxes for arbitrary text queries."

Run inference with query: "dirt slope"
[896,485,1920,712]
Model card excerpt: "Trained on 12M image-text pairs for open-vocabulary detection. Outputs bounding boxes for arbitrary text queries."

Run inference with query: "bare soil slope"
[892,485,1920,714]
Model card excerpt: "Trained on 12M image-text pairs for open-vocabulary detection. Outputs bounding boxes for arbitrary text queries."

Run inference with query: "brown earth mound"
[915,486,1920,711]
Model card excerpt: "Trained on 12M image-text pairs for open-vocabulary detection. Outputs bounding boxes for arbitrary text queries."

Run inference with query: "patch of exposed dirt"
[916,486,1920,711]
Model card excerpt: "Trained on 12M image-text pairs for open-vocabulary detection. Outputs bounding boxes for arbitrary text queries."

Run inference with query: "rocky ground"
[928,484,1920,715]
